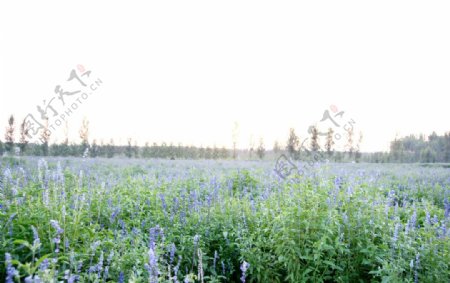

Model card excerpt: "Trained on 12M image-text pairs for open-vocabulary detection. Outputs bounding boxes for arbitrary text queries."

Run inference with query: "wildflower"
[342,212,348,224]
[169,243,176,265]
[97,251,104,278]
[68,275,79,283]
[414,253,420,283]
[24,275,42,283]
[91,240,101,251]
[40,258,50,270]
[410,210,417,230]
[213,250,219,272]
[425,210,431,225]
[31,225,41,248]
[118,272,124,283]
[5,253,18,283]
[145,246,159,283]
[50,220,63,253]
[334,176,343,189]
[221,260,226,275]
[392,223,400,244]
[173,255,182,282]
[444,198,450,219]
[193,234,200,248]
[240,261,250,283]
[50,220,64,234]
[149,225,161,249]
[198,248,204,283]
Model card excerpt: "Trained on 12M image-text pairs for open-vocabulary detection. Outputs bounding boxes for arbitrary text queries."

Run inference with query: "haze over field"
[2,2,450,282]
[1,1,450,152]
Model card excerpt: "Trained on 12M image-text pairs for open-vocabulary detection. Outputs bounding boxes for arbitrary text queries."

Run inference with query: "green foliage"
[1,160,449,282]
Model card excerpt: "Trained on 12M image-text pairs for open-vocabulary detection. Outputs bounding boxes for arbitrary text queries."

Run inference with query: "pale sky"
[1,1,449,152]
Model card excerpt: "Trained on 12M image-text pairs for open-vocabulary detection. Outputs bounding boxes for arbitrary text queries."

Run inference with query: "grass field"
[1,157,450,282]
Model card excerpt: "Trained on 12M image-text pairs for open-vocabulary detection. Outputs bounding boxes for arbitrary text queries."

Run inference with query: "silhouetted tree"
[212,145,219,159]
[248,135,255,159]
[143,142,151,158]
[273,141,281,154]
[355,131,363,162]
[220,146,229,159]
[445,132,450,162]
[286,128,299,160]
[310,125,320,152]
[133,140,139,158]
[106,139,115,158]
[325,128,334,158]
[19,118,30,155]
[126,138,133,158]
[232,122,239,160]
[346,127,354,160]
[4,115,15,154]
[256,138,266,159]
[91,139,99,157]
[79,117,89,154]
[40,119,51,156]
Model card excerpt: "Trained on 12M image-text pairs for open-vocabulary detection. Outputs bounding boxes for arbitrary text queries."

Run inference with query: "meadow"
[1,157,450,282]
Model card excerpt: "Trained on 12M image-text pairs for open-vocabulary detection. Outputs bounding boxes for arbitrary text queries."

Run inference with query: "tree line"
[1,114,449,162]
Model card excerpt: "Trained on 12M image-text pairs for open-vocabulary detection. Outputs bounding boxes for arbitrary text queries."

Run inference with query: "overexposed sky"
[1,1,449,152]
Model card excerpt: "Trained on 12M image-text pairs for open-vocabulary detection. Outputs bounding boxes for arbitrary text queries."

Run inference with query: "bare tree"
[19,118,31,155]
[286,128,299,160]
[79,117,89,152]
[355,131,363,162]
[309,125,320,152]
[63,121,69,145]
[4,115,15,154]
[248,134,255,159]
[256,137,266,159]
[346,127,354,160]
[273,140,281,154]
[40,119,51,156]
[232,121,239,160]
[325,128,334,157]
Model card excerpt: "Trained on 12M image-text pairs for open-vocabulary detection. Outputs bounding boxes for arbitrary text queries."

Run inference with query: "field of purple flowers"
[1,157,450,282]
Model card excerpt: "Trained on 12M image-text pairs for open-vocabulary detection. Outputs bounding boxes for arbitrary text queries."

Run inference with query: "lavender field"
[1,157,450,282]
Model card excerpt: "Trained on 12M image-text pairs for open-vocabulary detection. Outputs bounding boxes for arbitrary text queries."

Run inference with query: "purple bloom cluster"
[240,261,250,283]
[5,253,18,283]
[50,220,64,254]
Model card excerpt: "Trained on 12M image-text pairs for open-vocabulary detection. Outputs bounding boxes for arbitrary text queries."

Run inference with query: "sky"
[1,1,449,152]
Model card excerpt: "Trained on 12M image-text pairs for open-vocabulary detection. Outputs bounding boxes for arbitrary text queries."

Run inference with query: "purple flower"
[118,272,124,283]
[149,225,162,249]
[91,241,101,251]
[145,246,159,283]
[392,223,400,244]
[31,226,41,247]
[213,250,219,272]
[193,235,200,248]
[169,243,176,264]
[5,253,19,283]
[410,210,417,230]
[68,275,79,283]
[40,258,50,270]
[50,220,64,234]
[24,275,42,283]
[240,261,250,283]
[334,176,343,189]
[444,198,450,219]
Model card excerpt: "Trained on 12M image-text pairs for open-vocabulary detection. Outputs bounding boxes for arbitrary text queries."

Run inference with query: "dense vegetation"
[2,114,450,163]
[1,157,449,282]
